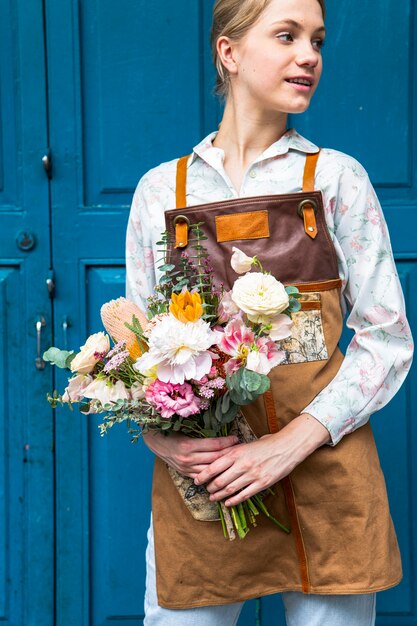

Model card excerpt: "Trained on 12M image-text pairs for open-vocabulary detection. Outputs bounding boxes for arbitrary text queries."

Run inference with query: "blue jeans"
[144,520,376,626]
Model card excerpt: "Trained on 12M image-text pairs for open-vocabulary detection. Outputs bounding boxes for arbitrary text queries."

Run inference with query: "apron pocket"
[215,210,270,242]
[279,292,328,364]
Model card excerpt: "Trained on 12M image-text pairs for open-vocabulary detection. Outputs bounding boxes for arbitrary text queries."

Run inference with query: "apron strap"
[302,150,320,192]
[301,150,321,240]
[174,149,321,246]
[175,155,191,248]
[176,155,190,209]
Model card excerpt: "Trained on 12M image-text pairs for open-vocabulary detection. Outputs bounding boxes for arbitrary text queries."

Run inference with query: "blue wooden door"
[47,1,416,625]
[3,0,413,624]
[0,0,54,624]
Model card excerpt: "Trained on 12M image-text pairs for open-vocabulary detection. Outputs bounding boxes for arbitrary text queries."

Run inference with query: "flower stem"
[253,494,290,534]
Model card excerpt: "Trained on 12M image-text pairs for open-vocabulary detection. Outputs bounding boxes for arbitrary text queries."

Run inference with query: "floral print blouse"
[125,128,413,445]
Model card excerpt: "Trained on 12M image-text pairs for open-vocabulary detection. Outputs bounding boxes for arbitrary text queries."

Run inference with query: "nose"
[295,40,320,68]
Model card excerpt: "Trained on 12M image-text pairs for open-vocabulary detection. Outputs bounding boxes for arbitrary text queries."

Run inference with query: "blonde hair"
[211,0,326,99]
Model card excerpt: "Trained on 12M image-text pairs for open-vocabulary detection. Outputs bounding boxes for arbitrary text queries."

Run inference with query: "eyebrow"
[271,19,326,34]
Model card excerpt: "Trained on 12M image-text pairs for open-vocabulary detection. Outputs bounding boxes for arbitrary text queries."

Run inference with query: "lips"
[285,77,314,87]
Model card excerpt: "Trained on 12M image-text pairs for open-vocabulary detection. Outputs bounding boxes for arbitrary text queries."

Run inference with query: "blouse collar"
[191,127,319,169]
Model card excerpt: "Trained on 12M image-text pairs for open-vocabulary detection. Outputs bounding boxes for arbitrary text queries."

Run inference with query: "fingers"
[224,483,263,507]
[194,453,235,486]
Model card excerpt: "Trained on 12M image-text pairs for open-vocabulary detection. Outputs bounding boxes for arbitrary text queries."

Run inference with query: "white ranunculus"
[230,247,255,274]
[70,332,110,374]
[268,314,293,341]
[231,272,289,324]
[83,378,129,406]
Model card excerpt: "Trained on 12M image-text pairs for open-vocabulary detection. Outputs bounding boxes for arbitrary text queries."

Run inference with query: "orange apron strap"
[302,150,320,192]
[176,155,190,209]
[175,154,191,248]
[300,151,320,240]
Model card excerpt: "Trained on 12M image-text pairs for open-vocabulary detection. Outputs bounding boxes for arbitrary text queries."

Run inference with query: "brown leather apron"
[150,151,402,609]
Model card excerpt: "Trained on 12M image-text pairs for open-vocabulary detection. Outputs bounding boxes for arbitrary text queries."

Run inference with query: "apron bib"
[150,151,402,609]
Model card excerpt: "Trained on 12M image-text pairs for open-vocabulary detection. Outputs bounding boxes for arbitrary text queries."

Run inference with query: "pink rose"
[145,380,202,418]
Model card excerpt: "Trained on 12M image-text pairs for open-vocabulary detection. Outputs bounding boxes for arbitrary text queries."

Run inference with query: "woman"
[126,0,413,624]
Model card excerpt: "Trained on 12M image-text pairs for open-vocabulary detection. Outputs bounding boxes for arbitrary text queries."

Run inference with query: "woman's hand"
[194,413,330,506]
[143,430,239,478]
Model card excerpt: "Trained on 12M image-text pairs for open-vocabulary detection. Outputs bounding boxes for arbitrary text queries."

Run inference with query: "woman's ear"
[216,36,239,77]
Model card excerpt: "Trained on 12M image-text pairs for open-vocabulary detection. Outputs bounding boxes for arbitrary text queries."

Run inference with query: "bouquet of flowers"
[44,224,302,540]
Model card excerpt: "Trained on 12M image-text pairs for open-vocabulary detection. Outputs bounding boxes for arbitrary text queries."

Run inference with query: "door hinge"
[46,269,55,298]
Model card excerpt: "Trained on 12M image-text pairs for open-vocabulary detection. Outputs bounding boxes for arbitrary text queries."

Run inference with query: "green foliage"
[43,347,75,369]
[123,314,147,347]
[226,368,270,405]
[285,285,302,313]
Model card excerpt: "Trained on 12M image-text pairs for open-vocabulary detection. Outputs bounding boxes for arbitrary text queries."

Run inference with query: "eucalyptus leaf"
[287,299,301,313]
[43,347,75,369]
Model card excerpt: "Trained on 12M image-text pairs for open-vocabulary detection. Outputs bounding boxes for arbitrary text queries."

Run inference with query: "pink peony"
[145,380,202,418]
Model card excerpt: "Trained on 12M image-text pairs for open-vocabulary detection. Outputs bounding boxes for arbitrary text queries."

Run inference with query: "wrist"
[293,412,331,451]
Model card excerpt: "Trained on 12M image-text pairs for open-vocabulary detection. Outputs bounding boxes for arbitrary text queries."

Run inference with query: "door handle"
[35,315,46,370]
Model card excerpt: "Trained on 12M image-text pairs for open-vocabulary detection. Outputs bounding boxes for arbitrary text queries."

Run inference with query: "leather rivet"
[178,242,184,246]
[308,226,315,232]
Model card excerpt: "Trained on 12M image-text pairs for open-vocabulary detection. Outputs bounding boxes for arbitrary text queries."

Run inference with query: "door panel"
[0,0,53,624]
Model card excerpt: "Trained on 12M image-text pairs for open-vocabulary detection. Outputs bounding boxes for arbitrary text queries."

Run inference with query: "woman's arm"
[195,163,413,503]
[302,171,414,445]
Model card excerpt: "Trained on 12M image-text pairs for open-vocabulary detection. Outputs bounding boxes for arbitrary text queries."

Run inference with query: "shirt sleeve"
[125,176,158,312]
[302,170,414,445]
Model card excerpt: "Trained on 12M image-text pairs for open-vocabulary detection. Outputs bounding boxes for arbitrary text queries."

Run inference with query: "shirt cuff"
[300,403,346,447]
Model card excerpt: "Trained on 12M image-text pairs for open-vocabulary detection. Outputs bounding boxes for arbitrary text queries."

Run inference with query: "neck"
[212,95,289,169]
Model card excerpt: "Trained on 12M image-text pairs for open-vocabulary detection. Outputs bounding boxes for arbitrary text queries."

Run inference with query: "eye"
[312,38,325,51]
[276,32,294,43]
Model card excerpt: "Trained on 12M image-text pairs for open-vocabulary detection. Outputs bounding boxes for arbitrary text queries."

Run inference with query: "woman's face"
[226,0,325,115]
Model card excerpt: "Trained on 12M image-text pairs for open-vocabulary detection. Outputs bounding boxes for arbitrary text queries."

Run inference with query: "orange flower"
[170,290,203,323]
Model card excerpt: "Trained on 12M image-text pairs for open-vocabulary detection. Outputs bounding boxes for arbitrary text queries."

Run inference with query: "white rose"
[70,332,110,374]
[230,247,255,274]
[231,272,289,324]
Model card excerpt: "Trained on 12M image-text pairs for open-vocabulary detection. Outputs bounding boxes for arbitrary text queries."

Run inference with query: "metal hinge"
[46,269,55,298]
